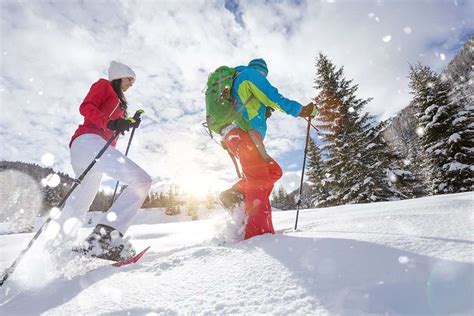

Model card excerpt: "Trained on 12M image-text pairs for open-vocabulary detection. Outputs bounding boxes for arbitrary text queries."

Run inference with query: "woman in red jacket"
[51,61,152,261]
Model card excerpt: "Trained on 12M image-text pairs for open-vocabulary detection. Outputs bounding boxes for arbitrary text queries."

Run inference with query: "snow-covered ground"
[0,192,473,315]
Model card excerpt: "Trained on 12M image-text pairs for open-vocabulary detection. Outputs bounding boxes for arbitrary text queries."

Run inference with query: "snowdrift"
[1,192,473,315]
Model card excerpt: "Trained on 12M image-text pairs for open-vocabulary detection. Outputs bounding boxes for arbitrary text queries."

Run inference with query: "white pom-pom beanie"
[108,61,136,81]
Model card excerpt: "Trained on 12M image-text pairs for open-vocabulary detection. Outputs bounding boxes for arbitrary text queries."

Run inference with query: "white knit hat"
[108,61,136,81]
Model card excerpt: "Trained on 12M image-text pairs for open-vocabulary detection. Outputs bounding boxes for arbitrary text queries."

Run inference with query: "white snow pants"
[56,133,152,238]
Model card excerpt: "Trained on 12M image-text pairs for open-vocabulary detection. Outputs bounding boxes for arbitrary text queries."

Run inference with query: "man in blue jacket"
[220,58,316,239]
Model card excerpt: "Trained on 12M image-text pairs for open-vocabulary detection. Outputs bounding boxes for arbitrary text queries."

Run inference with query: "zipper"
[109,101,120,118]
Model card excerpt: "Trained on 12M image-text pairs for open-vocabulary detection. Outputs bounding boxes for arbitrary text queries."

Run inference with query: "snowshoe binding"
[73,224,136,262]
[218,186,244,211]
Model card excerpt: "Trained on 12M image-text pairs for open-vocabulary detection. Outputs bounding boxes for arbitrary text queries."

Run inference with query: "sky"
[0,0,472,196]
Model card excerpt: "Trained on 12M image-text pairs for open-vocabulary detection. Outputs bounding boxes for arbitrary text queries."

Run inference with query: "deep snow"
[0,192,473,315]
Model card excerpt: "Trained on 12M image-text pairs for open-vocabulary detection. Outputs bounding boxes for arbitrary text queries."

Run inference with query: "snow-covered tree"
[440,36,474,192]
[408,63,470,194]
[314,53,412,206]
[306,137,329,206]
[271,186,295,210]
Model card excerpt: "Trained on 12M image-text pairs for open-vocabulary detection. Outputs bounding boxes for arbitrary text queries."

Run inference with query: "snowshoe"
[218,186,244,210]
[73,224,136,262]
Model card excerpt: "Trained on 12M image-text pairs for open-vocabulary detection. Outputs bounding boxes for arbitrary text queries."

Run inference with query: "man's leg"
[224,129,281,239]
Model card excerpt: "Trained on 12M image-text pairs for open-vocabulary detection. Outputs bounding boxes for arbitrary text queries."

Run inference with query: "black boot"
[82,224,136,261]
[218,186,244,210]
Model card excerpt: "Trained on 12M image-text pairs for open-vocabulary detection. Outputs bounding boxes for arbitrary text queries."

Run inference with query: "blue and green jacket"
[231,65,303,140]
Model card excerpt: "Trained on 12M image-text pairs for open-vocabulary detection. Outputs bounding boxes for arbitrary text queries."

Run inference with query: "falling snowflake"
[42,173,61,187]
[41,153,55,167]
[416,126,425,137]
[403,27,412,34]
[49,207,61,220]
[398,256,410,264]
[107,212,118,222]
[348,107,355,113]
[29,77,34,82]
[382,35,392,43]
[440,53,446,61]
[38,91,44,96]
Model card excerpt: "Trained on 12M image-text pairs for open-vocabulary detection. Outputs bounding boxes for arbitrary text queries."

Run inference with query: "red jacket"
[70,79,125,147]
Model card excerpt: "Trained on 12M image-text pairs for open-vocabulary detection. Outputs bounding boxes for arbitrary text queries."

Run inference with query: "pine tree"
[306,137,329,206]
[441,37,474,192]
[408,63,464,193]
[271,186,286,210]
[364,120,424,199]
[314,53,412,205]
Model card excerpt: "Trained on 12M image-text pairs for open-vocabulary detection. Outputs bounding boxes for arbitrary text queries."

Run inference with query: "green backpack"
[204,66,251,136]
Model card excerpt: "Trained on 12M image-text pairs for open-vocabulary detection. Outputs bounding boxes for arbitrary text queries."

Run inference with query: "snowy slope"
[0,192,473,315]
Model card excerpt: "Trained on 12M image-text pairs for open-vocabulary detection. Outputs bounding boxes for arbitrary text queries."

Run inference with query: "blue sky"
[1,0,472,196]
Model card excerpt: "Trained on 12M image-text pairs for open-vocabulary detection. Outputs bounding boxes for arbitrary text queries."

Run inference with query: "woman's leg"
[93,140,152,235]
[53,134,104,241]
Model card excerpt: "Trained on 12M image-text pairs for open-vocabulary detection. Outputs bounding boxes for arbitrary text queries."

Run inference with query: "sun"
[177,174,221,198]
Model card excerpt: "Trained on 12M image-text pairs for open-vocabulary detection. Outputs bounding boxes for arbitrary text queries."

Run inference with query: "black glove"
[266,106,275,119]
[107,118,133,134]
[299,102,317,118]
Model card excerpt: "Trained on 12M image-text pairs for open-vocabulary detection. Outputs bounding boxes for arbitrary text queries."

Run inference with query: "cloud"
[1,0,472,194]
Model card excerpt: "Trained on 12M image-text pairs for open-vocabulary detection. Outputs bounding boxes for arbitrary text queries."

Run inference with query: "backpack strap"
[248,130,269,161]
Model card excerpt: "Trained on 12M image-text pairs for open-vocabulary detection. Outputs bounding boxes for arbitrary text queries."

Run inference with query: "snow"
[41,174,61,188]
[382,35,391,43]
[449,132,461,143]
[1,192,473,315]
[415,126,424,136]
[40,153,55,167]
[443,162,474,172]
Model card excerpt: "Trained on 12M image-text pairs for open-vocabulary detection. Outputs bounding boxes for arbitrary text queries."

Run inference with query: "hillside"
[382,35,473,155]
[1,192,472,315]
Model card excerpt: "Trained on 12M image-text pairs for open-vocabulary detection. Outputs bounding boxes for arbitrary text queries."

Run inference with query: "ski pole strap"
[227,150,242,179]
[248,130,269,161]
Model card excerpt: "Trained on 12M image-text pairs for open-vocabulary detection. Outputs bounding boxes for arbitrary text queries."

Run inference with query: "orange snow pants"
[224,128,283,239]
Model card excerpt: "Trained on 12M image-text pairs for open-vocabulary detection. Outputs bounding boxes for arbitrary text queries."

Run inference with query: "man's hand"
[299,102,317,118]
[266,106,275,119]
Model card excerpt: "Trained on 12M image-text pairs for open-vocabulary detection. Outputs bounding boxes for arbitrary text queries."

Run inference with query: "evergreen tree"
[441,37,474,192]
[364,120,424,199]
[314,53,411,205]
[408,63,464,193]
[271,186,286,210]
[306,137,329,206]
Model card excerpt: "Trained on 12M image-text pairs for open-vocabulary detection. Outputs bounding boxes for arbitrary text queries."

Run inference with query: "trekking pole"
[304,117,319,133]
[110,109,145,206]
[294,116,312,230]
[0,131,121,287]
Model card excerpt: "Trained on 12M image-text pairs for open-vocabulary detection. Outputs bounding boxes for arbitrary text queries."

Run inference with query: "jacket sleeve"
[239,71,303,117]
[79,80,113,129]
